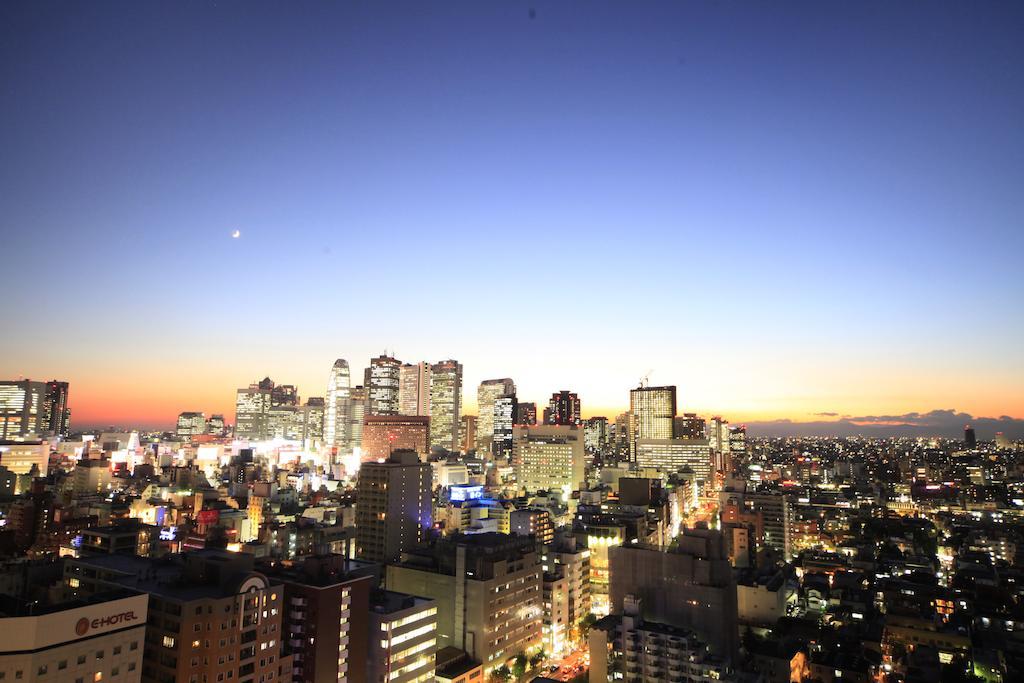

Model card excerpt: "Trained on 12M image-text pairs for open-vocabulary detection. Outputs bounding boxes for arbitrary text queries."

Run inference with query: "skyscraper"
[965,424,977,447]
[674,413,706,439]
[492,394,518,458]
[399,362,432,416]
[516,402,537,426]
[545,390,581,426]
[628,385,676,459]
[299,396,325,448]
[349,385,369,453]
[708,416,730,472]
[235,379,274,441]
[355,450,432,563]
[429,359,462,452]
[584,416,609,453]
[0,380,49,440]
[271,383,299,406]
[476,378,516,454]
[42,380,70,437]
[366,354,402,416]
[459,414,477,454]
[325,359,353,451]
[176,411,206,439]
[207,414,226,436]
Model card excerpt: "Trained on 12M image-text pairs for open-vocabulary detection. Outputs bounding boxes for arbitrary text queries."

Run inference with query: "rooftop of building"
[370,589,434,616]
[258,554,379,588]
[70,549,276,602]
[0,587,141,618]
[394,532,538,577]
[434,646,481,677]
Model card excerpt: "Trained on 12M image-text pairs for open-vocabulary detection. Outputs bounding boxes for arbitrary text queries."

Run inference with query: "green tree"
[511,653,527,679]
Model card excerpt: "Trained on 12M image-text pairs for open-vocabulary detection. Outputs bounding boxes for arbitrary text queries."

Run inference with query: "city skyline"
[3,2,1023,433]
[6,362,1024,440]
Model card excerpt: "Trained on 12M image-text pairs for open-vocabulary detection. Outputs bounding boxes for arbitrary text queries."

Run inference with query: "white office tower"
[476,378,516,455]
[429,359,463,452]
[325,359,352,452]
[399,362,432,416]
[367,355,402,415]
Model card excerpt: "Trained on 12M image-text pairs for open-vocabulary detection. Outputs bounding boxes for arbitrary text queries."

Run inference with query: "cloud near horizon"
[747,409,1024,440]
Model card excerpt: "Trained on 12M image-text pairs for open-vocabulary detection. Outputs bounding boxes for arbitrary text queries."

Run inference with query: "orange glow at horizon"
[61,374,1024,430]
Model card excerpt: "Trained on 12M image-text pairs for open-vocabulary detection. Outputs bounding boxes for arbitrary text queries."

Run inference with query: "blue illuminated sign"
[450,484,483,502]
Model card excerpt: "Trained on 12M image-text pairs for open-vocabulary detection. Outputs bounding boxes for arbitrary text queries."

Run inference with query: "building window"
[162,636,176,648]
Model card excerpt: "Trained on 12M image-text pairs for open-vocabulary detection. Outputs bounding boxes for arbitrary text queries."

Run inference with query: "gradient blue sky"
[1,1,1022,429]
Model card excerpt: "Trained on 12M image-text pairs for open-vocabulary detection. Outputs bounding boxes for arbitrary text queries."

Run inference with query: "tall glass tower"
[325,359,352,452]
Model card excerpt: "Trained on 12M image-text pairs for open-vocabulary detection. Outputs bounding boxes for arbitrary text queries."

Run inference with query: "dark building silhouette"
[544,390,581,426]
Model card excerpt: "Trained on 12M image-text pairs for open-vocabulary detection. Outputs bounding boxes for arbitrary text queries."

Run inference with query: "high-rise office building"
[492,394,517,458]
[355,450,433,563]
[366,355,402,416]
[628,385,676,459]
[42,380,70,437]
[325,359,353,451]
[207,414,226,436]
[584,416,609,453]
[234,379,274,441]
[429,360,462,452]
[708,416,731,472]
[674,413,706,439]
[459,414,477,454]
[399,362,432,416]
[349,385,369,454]
[512,424,586,494]
[965,424,977,447]
[516,402,537,426]
[0,380,49,440]
[476,379,516,454]
[361,415,431,462]
[545,390,581,426]
[635,438,714,485]
[271,383,298,406]
[299,397,325,448]
[613,412,631,457]
[176,411,206,439]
